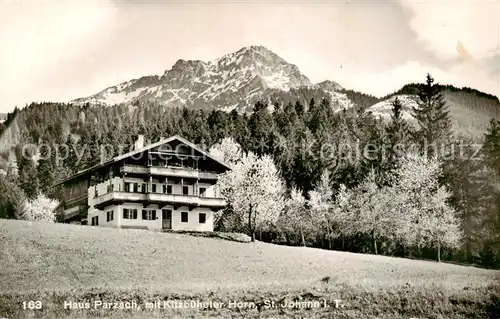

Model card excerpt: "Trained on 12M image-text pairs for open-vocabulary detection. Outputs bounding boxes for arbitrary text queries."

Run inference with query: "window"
[181,212,188,223]
[124,183,131,192]
[167,185,172,194]
[133,183,139,193]
[162,185,166,193]
[91,216,99,226]
[106,210,114,222]
[142,209,156,220]
[152,184,157,193]
[183,186,189,195]
[123,208,138,219]
[199,213,206,224]
[199,187,206,197]
[142,183,147,193]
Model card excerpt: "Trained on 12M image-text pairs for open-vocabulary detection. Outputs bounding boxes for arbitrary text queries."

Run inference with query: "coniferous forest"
[1,74,499,269]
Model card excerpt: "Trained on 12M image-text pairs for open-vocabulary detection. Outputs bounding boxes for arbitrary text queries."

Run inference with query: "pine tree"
[443,139,498,263]
[385,97,411,174]
[37,146,55,195]
[361,119,390,186]
[63,135,80,175]
[16,146,39,200]
[294,100,304,117]
[480,119,500,266]
[293,127,318,192]
[308,98,316,115]
[388,97,410,140]
[248,101,275,156]
[0,166,26,219]
[483,119,500,174]
[308,98,333,134]
[412,74,452,157]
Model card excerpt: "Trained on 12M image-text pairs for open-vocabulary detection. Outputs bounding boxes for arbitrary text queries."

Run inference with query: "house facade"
[54,135,231,232]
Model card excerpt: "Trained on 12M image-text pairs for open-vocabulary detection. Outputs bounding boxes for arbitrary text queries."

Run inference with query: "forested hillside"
[1,74,499,269]
[368,84,500,139]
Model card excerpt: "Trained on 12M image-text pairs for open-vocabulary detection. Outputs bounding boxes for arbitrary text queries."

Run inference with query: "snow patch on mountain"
[365,94,419,124]
[329,92,355,111]
[261,70,293,91]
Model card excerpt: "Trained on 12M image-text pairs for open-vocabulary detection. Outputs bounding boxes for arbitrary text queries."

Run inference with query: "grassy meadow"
[0,220,499,318]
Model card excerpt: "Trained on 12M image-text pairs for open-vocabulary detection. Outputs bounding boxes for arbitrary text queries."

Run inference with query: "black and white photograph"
[0,0,499,318]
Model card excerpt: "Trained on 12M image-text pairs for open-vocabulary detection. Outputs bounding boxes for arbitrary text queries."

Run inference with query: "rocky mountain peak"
[72,45,346,113]
[317,80,344,92]
[166,59,205,74]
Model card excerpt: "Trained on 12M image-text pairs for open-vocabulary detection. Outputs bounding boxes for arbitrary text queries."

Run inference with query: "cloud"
[402,0,499,61]
[0,0,117,110]
[448,58,499,95]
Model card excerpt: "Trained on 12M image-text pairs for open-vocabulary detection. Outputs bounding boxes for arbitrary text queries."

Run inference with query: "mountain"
[2,45,499,150]
[73,45,353,113]
[0,113,8,137]
[366,85,500,139]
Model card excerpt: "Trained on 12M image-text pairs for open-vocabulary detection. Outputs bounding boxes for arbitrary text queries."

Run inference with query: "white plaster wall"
[119,203,162,229]
[171,206,214,231]
[198,183,217,197]
[87,204,119,228]
[85,177,216,231]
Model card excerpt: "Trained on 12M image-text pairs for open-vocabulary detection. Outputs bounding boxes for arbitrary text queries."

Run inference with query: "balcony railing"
[64,194,88,208]
[62,204,87,221]
[120,165,218,180]
[94,191,226,209]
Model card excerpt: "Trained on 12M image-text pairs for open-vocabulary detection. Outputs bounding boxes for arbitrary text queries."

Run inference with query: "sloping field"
[0,220,499,318]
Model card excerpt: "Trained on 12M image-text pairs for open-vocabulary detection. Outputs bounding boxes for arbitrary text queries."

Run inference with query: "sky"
[0,0,499,113]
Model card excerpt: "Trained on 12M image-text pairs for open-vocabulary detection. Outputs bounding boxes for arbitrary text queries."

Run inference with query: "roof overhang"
[51,135,233,187]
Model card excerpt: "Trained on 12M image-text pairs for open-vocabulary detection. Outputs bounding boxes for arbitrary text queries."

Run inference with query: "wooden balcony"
[94,191,226,210]
[120,165,218,180]
[61,204,87,222]
[64,194,88,208]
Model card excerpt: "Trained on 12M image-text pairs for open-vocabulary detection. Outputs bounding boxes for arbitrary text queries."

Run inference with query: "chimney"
[134,135,145,150]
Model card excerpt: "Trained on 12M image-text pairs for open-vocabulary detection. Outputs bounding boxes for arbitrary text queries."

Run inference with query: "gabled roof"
[52,135,232,187]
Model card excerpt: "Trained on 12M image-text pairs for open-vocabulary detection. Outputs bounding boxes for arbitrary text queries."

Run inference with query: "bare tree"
[392,152,462,261]
[308,170,334,249]
[17,193,59,222]
[218,152,285,241]
[283,187,310,246]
